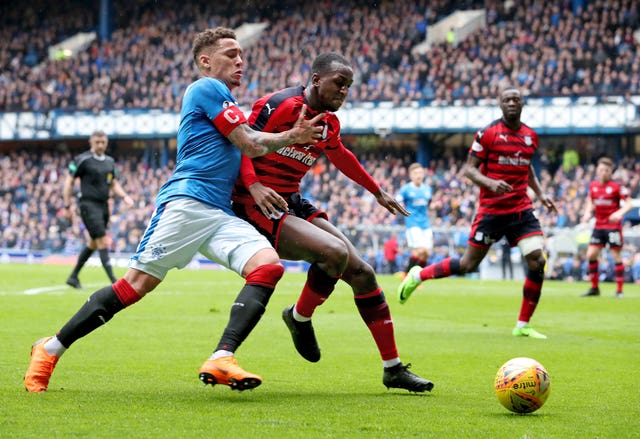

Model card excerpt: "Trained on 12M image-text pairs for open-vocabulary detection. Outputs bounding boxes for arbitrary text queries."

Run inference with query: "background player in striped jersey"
[24,27,324,393]
[397,86,557,339]
[580,156,634,298]
[232,52,433,392]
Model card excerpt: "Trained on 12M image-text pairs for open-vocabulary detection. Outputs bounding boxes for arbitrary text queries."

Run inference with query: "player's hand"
[489,179,513,194]
[375,189,410,216]
[608,211,623,223]
[123,195,134,208]
[289,104,325,145]
[249,182,288,219]
[540,195,557,214]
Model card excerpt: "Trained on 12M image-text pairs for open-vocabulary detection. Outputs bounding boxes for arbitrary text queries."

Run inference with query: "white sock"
[44,336,67,356]
[516,320,528,328]
[412,270,421,281]
[383,358,401,368]
[210,350,234,360]
[293,307,311,322]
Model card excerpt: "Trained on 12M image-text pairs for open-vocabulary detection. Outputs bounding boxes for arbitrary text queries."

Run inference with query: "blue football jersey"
[155,77,246,214]
[397,182,432,229]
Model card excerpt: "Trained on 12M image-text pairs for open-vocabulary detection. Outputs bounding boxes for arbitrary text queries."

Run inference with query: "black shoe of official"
[581,287,600,297]
[282,305,321,362]
[383,363,434,393]
[65,276,82,289]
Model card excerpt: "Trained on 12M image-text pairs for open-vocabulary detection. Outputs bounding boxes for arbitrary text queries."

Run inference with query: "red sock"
[518,276,542,322]
[112,278,141,306]
[354,288,398,361]
[614,262,624,293]
[420,257,460,280]
[295,264,339,318]
[588,260,599,289]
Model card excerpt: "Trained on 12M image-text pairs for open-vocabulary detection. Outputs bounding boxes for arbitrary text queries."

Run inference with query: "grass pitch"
[1,263,639,438]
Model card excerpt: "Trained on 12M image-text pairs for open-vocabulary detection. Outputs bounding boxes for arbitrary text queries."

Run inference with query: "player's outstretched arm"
[228,104,325,158]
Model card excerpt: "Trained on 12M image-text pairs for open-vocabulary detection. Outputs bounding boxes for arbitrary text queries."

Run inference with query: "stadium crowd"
[1,148,639,284]
[1,0,639,113]
[1,0,639,285]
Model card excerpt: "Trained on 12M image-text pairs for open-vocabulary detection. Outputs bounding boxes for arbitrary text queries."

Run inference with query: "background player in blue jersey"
[396,163,434,275]
[25,26,324,393]
[62,130,134,288]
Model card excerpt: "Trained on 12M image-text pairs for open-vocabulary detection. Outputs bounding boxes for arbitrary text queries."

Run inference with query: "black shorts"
[468,209,543,248]
[232,193,327,248]
[589,227,623,249]
[79,199,110,239]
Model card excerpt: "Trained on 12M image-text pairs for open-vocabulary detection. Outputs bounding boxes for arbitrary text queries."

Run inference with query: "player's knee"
[342,257,376,290]
[322,239,349,276]
[246,263,284,289]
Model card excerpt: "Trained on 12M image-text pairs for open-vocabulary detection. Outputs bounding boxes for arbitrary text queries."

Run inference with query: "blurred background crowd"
[1,0,639,112]
[1,0,639,284]
[2,148,639,283]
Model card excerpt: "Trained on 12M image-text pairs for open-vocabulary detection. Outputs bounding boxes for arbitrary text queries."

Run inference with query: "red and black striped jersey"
[588,179,628,229]
[469,118,538,215]
[234,85,378,203]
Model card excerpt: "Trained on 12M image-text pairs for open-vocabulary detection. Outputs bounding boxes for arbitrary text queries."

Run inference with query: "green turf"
[1,263,639,438]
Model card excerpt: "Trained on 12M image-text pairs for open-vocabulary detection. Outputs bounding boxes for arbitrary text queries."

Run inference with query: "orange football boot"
[24,337,59,393]
[198,356,262,391]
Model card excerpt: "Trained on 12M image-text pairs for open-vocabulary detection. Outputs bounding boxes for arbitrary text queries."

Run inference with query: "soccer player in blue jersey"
[396,163,434,275]
[24,27,324,393]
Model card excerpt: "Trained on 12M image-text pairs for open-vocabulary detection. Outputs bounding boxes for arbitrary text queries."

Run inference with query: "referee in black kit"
[63,130,134,288]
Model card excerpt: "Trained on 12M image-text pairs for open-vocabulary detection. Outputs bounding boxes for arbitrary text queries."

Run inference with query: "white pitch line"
[20,283,104,295]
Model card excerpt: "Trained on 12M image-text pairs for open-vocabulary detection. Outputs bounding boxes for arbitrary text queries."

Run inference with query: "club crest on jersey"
[606,186,612,194]
[524,135,532,145]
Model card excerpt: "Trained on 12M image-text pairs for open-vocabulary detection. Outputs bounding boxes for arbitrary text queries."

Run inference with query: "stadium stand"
[1,0,638,112]
[1,148,638,283]
[0,0,639,283]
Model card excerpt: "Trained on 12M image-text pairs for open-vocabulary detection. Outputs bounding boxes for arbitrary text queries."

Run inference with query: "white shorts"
[405,227,434,251]
[129,198,273,280]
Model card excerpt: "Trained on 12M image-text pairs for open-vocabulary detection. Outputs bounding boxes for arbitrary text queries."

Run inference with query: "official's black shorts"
[79,199,109,239]
[468,209,542,248]
[589,227,623,249]
[232,192,327,248]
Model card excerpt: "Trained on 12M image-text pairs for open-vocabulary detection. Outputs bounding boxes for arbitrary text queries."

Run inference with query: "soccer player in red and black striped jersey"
[232,52,434,392]
[580,156,634,298]
[397,87,557,339]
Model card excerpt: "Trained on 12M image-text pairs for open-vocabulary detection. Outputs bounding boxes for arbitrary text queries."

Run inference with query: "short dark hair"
[311,52,350,75]
[192,27,237,65]
[500,85,521,97]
